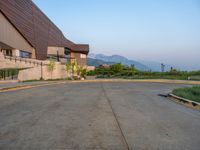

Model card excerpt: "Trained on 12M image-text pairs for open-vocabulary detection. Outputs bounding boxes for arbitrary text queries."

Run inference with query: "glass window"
[80,54,86,59]
[20,50,31,58]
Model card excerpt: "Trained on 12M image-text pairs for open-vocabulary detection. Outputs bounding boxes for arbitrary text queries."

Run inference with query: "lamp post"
[161,63,165,72]
[57,50,60,62]
[40,62,43,80]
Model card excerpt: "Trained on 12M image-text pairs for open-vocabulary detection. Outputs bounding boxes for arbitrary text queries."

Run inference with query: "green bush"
[86,64,200,81]
[173,86,200,103]
[87,70,96,76]
[110,63,124,73]
[0,68,21,79]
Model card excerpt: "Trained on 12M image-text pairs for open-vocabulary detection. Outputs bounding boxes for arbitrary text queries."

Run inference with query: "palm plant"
[66,62,72,78]
[47,59,55,79]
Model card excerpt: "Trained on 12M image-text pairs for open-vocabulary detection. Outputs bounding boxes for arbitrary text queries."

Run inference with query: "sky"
[33,0,200,71]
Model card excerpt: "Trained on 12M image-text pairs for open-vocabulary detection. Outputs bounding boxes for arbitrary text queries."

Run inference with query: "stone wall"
[18,62,69,81]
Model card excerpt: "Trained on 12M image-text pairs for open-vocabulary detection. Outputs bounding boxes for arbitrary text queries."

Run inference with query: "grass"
[87,65,200,81]
[172,86,200,103]
[96,74,189,80]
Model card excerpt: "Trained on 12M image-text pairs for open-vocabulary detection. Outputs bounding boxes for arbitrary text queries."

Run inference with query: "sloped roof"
[71,44,90,54]
[0,0,89,59]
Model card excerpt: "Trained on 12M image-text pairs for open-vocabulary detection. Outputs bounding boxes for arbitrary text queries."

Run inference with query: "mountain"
[87,58,115,67]
[88,53,149,71]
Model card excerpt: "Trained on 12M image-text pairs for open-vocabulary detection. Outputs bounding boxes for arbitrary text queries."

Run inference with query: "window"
[64,48,70,55]
[80,54,86,59]
[5,50,12,56]
[20,50,31,58]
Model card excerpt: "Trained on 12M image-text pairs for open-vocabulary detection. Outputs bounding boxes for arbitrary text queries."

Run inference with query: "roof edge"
[71,44,89,54]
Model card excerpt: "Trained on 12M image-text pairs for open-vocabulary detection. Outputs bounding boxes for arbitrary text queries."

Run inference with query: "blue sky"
[33,0,200,70]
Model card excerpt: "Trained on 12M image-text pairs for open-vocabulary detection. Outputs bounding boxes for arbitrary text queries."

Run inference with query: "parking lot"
[0,82,200,150]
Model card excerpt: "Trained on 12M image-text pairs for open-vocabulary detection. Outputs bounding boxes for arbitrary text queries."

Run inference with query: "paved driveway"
[0,81,52,90]
[0,82,199,150]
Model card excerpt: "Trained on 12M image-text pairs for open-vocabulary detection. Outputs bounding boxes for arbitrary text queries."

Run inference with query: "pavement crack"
[101,83,130,150]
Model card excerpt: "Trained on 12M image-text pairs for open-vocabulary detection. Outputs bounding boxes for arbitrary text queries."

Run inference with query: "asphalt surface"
[0,82,199,150]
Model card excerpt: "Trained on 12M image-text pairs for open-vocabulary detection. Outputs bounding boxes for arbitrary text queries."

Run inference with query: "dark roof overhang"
[71,44,89,55]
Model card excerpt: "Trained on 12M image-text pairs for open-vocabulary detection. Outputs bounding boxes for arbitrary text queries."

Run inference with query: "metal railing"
[4,55,43,66]
[2,55,48,80]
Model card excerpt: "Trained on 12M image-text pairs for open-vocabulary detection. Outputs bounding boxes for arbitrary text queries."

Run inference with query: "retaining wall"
[18,62,69,81]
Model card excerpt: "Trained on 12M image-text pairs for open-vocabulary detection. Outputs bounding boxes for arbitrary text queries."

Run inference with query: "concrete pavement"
[0,81,51,90]
[0,82,199,149]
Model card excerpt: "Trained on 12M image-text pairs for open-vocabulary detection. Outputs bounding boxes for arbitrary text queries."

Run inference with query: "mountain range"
[88,53,173,71]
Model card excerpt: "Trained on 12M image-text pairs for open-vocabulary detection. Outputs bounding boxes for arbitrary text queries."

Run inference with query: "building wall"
[48,47,65,57]
[0,12,34,55]
[71,52,87,66]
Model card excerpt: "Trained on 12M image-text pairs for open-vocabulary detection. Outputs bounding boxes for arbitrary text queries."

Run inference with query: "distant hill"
[88,53,149,71]
[87,58,115,67]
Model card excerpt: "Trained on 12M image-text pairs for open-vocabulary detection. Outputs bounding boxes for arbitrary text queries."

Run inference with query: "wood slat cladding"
[0,0,35,47]
[71,44,90,54]
[32,4,49,59]
[0,0,89,60]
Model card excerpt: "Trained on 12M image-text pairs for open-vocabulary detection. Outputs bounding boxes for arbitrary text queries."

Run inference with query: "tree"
[161,63,165,72]
[130,64,137,73]
[47,59,55,79]
[110,63,123,73]
[66,61,72,78]
[66,59,79,79]
[77,66,87,79]
[169,68,179,75]
[71,59,78,76]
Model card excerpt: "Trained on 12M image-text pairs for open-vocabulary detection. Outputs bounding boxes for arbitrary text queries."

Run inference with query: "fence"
[4,55,43,67]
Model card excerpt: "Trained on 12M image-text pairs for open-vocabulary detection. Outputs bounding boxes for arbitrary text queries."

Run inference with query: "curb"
[0,80,18,84]
[81,79,200,85]
[168,93,200,107]
[0,79,200,93]
[0,81,67,93]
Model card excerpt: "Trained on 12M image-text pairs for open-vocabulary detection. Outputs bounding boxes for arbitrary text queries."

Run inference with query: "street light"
[57,50,60,62]
[161,63,165,72]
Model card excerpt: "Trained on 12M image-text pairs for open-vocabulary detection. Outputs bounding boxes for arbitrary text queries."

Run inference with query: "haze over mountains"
[88,53,173,71]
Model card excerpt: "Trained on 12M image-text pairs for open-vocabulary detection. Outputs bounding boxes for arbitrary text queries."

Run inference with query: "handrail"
[4,55,48,66]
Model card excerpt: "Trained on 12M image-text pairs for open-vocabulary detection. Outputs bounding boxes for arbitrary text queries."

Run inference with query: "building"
[99,64,110,69]
[0,0,89,66]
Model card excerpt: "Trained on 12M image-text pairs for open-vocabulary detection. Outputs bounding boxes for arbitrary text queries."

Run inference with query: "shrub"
[48,60,56,79]
[173,86,200,103]
[110,63,124,73]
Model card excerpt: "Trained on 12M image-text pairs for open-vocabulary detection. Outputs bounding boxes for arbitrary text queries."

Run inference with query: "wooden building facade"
[0,0,89,66]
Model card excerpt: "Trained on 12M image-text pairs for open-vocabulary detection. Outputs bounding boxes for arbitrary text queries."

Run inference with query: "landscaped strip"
[172,86,200,103]
[169,86,200,110]
[87,63,200,81]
